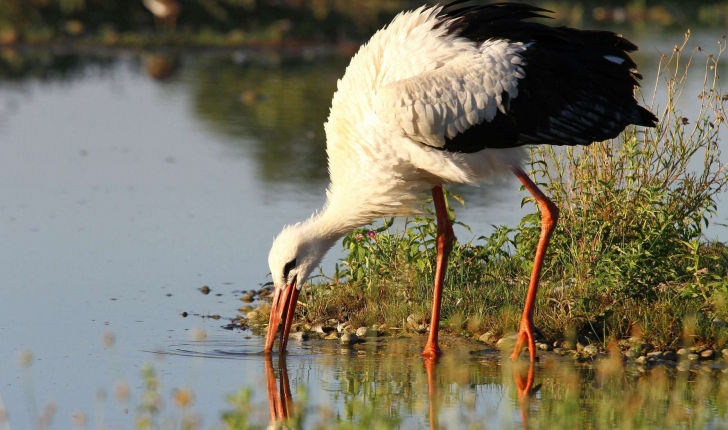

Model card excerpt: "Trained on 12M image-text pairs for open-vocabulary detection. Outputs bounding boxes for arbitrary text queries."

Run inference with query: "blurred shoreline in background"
[0,0,727,50]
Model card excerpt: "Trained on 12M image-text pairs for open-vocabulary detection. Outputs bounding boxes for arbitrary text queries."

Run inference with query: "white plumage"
[263,2,656,360]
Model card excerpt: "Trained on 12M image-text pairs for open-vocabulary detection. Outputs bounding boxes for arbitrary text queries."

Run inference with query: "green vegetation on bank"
[289,34,728,353]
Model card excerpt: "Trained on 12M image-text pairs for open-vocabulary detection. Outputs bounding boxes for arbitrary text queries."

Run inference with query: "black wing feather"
[434,2,657,153]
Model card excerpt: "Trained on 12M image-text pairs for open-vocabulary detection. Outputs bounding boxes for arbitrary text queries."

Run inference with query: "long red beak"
[264,282,300,354]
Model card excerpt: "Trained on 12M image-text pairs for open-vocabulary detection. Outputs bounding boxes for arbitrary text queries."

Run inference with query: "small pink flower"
[368,230,376,239]
[355,233,363,242]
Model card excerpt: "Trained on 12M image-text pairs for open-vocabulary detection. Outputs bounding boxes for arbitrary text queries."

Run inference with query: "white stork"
[263,1,657,361]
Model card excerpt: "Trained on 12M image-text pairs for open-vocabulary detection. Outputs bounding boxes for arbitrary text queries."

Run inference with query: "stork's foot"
[422,341,442,359]
[510,318,541,362]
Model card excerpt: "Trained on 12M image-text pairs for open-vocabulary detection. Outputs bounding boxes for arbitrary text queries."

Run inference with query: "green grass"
[291,33,728,353]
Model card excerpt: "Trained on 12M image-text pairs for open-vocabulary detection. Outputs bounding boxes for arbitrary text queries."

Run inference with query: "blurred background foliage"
[0,0,728,47]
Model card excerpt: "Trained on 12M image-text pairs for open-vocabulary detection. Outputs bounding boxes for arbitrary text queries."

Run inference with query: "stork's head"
[264,220,336,353]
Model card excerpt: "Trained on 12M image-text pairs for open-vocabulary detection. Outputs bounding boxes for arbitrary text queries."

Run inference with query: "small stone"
[199,286,210,295]
[180,312,188,317]
[635,356,648,365]
[415,324,428,334]
[659,359,677,368]
[663,351,678,361]
[496,334,517,350]
[712,318,727,328]
[688,353,700,361]
[646,351,663,359]
[626,349,640,359]
[537,342,552,351]
[677,348,689,356]
[356,327,369,337]
[259,289,272,297]
[340,333,359,345]
[553,347,566,355]
[289,332,309,342]
[479,331,496,344]
[325,333,339,340]
[583,344,598,356]
[707,362,725,370]
[240,294,254,303]
[563,340,577,350]
[722,349,728,359]
[246,311,259,320]
[406,314,419,328]
[700,349,715,360]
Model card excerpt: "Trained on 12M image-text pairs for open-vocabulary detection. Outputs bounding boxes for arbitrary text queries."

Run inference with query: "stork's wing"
[375,3,657,153]
[375,39,525,149]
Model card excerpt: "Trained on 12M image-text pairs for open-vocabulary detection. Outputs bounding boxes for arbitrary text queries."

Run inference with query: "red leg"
[513,362,536,430]
[511,168,559,362]
[422,186,454,359]
[425,358,440,429]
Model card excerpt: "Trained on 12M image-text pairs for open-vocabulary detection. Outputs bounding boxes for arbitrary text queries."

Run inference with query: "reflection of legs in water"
[513,362,540,430]
[424,358,440,430]
[265,355,292,425]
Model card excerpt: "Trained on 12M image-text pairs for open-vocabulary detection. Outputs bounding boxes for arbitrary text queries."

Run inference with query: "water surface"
[1,29,727,428]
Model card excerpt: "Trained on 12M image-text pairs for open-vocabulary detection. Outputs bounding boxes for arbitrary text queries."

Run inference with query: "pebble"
[325,333,339,340]
[722,349,728,359]
[663,351,678,361]
[707,362,725,370]
[340,333,359,345]
[646,351,663,359]
[246,311,259,320]
[537,342,552,351]
[677,348,689,356]
[356,327,369,337]
[687,353,700,361]
[312,324,333,334]
[240,294,254,303]
[677,362,692,372]
[635,356,648,365]
[289,332,309,342]
[415,324,428,334]
[583,344,599,356]
[199,286,211,295]
[659,359,677,368]
[625,349,640,359]
[700,349,715,360]
[479,332,496,344]
[552,347,567,355]
[406,314,420,328]
[496,334,517,350]
[712,318,727,328]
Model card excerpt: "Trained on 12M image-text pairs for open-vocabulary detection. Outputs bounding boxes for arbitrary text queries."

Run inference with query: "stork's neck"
[303,198,371,246]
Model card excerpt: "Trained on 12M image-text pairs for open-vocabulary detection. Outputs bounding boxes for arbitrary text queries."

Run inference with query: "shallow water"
[0,28,727,429]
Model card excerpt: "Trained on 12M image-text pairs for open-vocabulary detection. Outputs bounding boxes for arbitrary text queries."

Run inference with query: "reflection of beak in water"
[265,355,292,426]
[424,358,440,430]
[513,362,540,430]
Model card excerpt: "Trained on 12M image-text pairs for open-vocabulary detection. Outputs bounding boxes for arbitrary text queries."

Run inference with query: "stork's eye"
[283,258,296,279]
